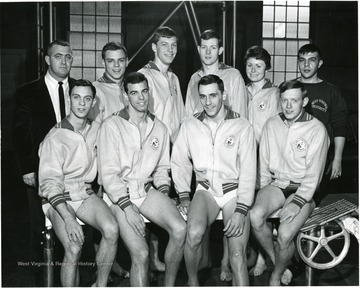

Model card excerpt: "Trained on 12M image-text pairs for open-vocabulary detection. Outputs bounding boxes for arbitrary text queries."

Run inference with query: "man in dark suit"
[12,39,74,284]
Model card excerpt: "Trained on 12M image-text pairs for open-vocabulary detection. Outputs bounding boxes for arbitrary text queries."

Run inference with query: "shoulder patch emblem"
[295,138,307,151]
[225,135,236,148]
[150,137,160,150]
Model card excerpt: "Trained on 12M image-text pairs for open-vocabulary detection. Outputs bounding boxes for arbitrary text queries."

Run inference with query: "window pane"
[83,2,95,14]
[110,2,121,16]
[72,50,83,66]
[83,69,95,82]
[286,41,298,55]
[274,56,285,70]
[287,7,298,22]
[299,7,309,22]
[83,51,95,67]
[275,40,286,54]
[263,40,274,54]
[96,34,109,50]
[286,23,297,38]
[109,33,122,43]
[286,72,298,81]
[96,51,103,67]
[69,32,83,49]
[286,56,298,71]
[300,1,310,6]
[267,71,273,82]
[275,6,286,22]
[263,1,274,5]
[97,16,108,32]
[96,68,105,80]
[298,23,309,38]
[299,40,310,48]
[70,15,82,31]
[275,0,286,6]
[97,2,108,15]
[109,17,121,33]
[274,72,284,86]
[70,2,82,14]
[263,6,274,21]
[83,33,95,50]
[71,68,82,80]
[263,23,274,38]
[84,16,95,32]
[274,22,285,38]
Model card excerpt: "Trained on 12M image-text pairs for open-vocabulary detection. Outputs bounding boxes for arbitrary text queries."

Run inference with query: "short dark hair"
[244,46,271,70]
[101,41,128,59]
[70,79,96,98]
[46,40,72,56]
[279,79,307,99]
[198,74,224,93]
[123,72,149,94]
[298,44,322,60]
[200,29,222,47]
[152,26,177,44]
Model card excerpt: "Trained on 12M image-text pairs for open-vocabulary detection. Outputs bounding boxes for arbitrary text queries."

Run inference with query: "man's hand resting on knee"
[279,202,300,224]
[224,212,245,238]
[124,205,146,237]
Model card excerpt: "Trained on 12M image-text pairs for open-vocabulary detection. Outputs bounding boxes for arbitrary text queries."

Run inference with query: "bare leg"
[183,191,220,286]
[198,227,212,270]
[149,232,166,272]
[223,198,250,286]
[219,236,232,282]
[140,190,186,286]
[47,206,81,287]
[249,251,267,276]
[77,195,119,287]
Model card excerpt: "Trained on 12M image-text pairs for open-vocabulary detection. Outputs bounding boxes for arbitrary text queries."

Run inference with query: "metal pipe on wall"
[49,2,53,42]
[222,2,226,64]
[232,1,236,67]
[188,1,201,38]
[184,3,199,48]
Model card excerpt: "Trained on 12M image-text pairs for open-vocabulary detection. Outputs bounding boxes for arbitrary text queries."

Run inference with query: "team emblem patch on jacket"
[225,135,236,148]
[258,101,266,111]
[295,138,307,151]
[150,137,160,150]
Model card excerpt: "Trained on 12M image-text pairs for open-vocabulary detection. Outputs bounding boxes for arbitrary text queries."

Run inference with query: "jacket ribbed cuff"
[178,191,190,203]
[157,184,170,195]
[291,194,307,208]
[234,203,250,216]
[117,196,132,210]
[49,194,66,208]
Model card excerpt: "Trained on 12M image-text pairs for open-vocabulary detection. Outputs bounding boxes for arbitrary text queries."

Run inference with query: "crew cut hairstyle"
[297,43,322,60]
[123,72,149,94]
[279,79,307,99]
[101,41,128,59]
[198,74,225,93]
[152,26,177,44]
[46,40,72,56]
[69,79,96,98]
[244,45,272,70]
[200,29,222,47]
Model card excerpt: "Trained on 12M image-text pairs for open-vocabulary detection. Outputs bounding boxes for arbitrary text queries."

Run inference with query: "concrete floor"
[1,149,359,287]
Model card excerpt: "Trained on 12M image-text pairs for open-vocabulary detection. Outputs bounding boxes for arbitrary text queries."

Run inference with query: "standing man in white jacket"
[98,72,186,287]
[171,74,256,286]
[250,80,329,286]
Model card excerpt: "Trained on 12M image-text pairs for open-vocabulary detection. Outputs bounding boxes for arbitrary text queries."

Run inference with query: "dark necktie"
[58,81,65,119]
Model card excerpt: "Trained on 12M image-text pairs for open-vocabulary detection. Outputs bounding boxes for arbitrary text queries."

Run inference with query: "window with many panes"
[69,2,122,82]
[262,0,310,85]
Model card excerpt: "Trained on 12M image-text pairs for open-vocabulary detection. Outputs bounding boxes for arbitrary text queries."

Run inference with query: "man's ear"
[302,96,309,107]
[101,58,105,67]
[123,91,129,101]
[197,46,201,54]
[318,59,324,69]
[125,57,129,68]
[218,46,224,56]
[151,43,157,54]
[45,55,50,66]
[222,90,227,101]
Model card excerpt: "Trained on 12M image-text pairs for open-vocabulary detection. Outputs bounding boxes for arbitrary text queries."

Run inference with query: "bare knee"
[229,244,247,267]
[277,228,295,248]
[250,207,267,230]
[132,246,149,265]
[170,221,186,244]
[101,220,119,243]
[64,242,82,261]
[186,223,206,248]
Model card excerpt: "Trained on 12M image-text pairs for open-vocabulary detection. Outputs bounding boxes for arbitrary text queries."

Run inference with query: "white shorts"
[103,192,147,209]
[196,182,237,209]
[42,200,85,228]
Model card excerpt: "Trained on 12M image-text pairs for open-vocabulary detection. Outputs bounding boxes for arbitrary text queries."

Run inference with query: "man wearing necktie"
[12,40,75,285]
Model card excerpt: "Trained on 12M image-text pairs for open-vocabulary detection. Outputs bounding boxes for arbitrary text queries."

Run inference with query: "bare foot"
[112,262,130,278]
[280,269,293,285]
[249,263,267,276]
[150,260,166,272]
[219,264,232,282]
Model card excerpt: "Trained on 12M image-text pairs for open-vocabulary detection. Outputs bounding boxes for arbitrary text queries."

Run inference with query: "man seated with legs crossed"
[97,72,186,287]
[171,74,257,286]
[250,79,329,286]
[38,80,119,287]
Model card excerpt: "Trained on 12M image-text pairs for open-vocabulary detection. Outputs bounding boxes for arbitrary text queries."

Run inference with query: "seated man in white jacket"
[171,74,257,286]
[250,79,329,286]
[38,79,119,287]
[97,72,186,287]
